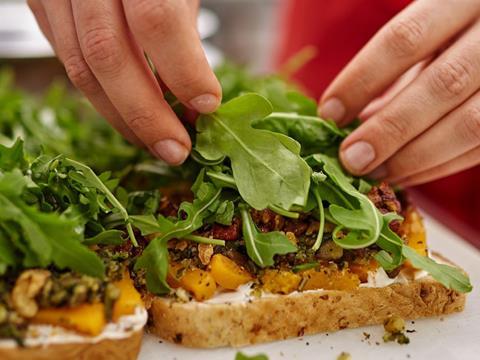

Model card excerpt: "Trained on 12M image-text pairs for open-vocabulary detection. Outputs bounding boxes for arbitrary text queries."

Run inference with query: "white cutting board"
[139,213,480,360]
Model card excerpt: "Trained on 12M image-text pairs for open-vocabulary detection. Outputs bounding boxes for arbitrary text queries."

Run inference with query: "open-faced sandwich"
[0,64,473,355]
[128,92,471,348]
[0,139,146,359]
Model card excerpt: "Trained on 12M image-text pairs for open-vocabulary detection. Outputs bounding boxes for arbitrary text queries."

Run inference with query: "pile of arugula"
[0,65,472,296]
[0,69,140,172]
[0,138,138,277]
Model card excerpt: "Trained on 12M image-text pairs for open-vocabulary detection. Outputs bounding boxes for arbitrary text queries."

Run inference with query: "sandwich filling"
[0,64,471,347]
[0,306,146,348]
[125,182,429,303]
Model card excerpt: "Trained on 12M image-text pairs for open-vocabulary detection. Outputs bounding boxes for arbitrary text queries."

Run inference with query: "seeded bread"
[0,329,143,360]
[149,257,466,348]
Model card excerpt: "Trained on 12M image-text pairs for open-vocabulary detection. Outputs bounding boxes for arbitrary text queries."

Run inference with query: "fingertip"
[152,138,190,165]
[318,97,346,123]
[340,141,376,176]
[189,93,221,114]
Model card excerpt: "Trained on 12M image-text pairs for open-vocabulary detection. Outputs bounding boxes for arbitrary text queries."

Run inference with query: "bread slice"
[0,308,147,360]
[148,256,466,348]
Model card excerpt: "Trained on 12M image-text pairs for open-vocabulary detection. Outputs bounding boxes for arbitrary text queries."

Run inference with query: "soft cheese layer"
[0,306,147,349]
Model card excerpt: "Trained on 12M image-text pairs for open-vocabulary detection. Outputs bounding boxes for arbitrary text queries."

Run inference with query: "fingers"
[397,146,480,187]
[339,21,480,175]
[122,0,222,113]
[27,0,55,48]
[319,0,480,124]
[377,91,480,183]
[41,0,142,147]
[72,0,192,164]
[359,59,429,120]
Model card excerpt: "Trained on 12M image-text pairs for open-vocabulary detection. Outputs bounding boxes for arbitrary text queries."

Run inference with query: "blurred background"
[1,0,479,247]
[0,0,283,91]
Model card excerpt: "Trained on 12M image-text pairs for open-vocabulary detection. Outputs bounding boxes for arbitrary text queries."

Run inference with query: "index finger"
[123,0,222,114]
[319,0,480,125]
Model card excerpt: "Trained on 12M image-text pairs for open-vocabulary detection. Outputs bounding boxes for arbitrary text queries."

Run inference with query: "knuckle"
[460,106,480,143]
[374,113,411,145]
[428,59,473,99]
[125,109,157,135]
[63,53,98,93]
[171,72,208,94]
[127,0,179,36]
[350,70,376,98]
[81,27,125,75]
[385,18,424,58]
[387,147,419,175]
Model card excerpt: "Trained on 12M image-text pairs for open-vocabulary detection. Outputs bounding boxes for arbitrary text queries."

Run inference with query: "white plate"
[138,213,480,360]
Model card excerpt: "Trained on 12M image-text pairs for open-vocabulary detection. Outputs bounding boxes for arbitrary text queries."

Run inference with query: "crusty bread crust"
[0,329,143,360]
[149,276,465,348]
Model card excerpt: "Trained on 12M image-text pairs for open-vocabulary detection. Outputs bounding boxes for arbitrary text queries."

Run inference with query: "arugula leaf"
[63,158,137,246]
[374,213,405,270]
[83,230,124,246]
[402,246,472,293]
[30,207,105,277]
[357,178,373,194]
[0,138,28,171]
[134,181,222,294]
[215,62,316,116]
[196,94,311,211]
[239,204,297,267]
[130,214,163,236]
[135,236,170,294]
[0,191,105,277]
[253,112,346,155]
[209,199,235,225]
[311,186,325,251]
[126,190,160,215]
[131,214,226,246]
[0,229,17,274]
[0,169,30,197]
[307,154,382,249]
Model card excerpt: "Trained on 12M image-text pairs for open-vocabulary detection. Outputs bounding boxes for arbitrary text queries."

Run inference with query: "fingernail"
[342,141,376,173]
[152,139,189,165]
[368,164,387,179]
[189,94,219,113]
[319,98,346,122]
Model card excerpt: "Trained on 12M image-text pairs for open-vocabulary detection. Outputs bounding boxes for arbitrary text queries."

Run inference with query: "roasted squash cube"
[301,268,360,291]
[112,273,143,322]
[32,303,106,336]
[209,254,253,290]
[180,269,217,301]
[260,269,301,294]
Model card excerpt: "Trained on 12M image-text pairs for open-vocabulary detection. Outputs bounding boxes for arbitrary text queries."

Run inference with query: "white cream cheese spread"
[201,263,433,305]
[0,306,147,349]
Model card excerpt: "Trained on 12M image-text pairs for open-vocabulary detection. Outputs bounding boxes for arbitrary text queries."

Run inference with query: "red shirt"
[277,0,480,246]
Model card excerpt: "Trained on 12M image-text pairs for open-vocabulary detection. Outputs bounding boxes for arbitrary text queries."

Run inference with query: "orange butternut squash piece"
[32,303,106,336]
[349,259,379,283]
[301,268,360,291]
[112,273,143,322]
[401,207,427,257]
[209,254,253,290]
[260,269,301,294]
[180,269,217,301]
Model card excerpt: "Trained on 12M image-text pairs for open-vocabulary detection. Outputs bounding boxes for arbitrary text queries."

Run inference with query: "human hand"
[28,0,221,165]
[319,0,480,186]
